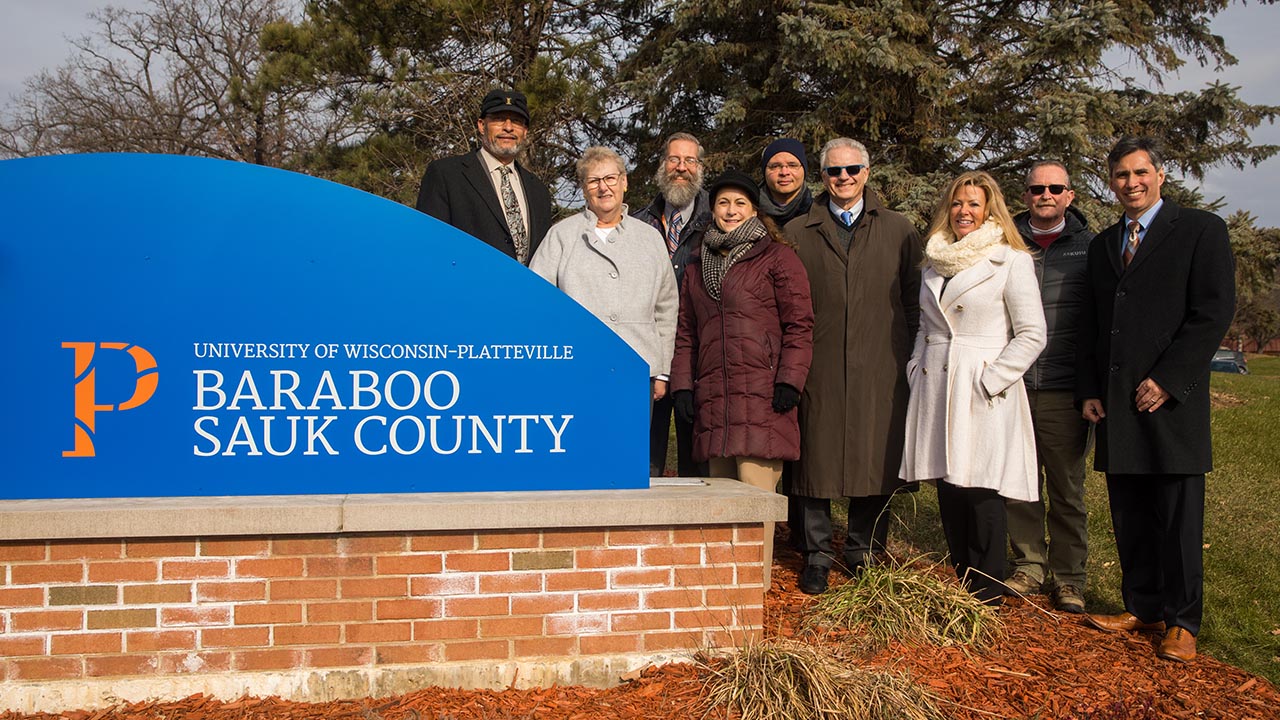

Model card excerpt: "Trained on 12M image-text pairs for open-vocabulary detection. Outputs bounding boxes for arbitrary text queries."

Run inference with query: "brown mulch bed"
[6,540,1279,720]
[765,550,1280,719]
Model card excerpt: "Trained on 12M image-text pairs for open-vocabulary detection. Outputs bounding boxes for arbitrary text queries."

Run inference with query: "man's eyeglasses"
[665,156,702,167]
[824,164,866,178]
[585,174,621,190]
[1027,184,1069,196]
[766,162,804,173]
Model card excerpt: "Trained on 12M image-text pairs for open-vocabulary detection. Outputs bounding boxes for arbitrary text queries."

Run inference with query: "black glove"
[673,390,696,424]
[772,383,801,412]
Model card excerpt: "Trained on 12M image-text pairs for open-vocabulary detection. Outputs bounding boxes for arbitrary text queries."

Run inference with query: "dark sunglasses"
[823,164,866,178]
[1027,184,1069,195]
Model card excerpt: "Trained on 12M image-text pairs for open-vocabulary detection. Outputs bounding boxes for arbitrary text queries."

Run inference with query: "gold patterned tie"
[499,166,528,263]
[1123,220,1139,267]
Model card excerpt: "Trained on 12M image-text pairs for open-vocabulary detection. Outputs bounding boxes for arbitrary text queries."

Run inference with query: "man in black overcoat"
[1076,137,1235,663]
[415,89,553,265]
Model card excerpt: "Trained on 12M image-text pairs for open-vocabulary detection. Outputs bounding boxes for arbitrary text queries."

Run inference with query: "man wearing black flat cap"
[416,89,553,265]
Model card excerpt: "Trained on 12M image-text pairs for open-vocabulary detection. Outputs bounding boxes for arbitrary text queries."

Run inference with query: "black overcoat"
[415,151,553,264]
[1075,199,1235,474]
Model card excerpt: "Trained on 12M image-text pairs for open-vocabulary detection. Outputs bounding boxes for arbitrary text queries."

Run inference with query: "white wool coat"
[899,243,1047,501]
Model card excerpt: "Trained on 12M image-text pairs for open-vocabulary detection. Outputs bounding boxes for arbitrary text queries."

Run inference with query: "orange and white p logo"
[63,342,159,457]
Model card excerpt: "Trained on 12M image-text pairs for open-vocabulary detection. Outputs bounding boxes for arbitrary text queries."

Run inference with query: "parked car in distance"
[1211,349,1248,374]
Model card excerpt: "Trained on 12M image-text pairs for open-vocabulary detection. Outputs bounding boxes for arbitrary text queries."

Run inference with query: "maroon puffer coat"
[670,235,814,462]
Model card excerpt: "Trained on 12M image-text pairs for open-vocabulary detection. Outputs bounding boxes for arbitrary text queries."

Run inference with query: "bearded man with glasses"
[784,137,923,594]
[634,133,714,477]
[1002,160,1095,613]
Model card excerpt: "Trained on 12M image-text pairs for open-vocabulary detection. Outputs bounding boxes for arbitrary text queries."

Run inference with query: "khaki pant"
[1006,389,1091,588]
[709,456,782,591]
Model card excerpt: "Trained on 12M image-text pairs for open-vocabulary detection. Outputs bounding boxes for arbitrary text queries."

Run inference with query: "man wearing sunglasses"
[785,137,923,594]
[1002,161,1094,614]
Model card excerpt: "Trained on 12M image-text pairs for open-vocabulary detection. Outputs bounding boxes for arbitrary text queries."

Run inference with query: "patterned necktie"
[1123,220,1140,267]
[666,211,683,258]
[499,166,528,263]
[841,210,854,227]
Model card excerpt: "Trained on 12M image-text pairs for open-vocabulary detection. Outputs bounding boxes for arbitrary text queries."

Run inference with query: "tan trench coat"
[784,190,923,499]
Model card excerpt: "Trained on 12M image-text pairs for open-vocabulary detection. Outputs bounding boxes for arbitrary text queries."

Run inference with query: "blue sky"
[3,0,1276,226]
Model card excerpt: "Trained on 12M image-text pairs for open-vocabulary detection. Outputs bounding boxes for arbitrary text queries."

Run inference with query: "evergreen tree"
[264,0,654,205]
[4,0,1275,229]
[1227,211,1280,349]
[618,0,1278,223]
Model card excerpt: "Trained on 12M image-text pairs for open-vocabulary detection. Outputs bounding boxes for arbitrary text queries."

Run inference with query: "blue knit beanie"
[761,138,808,173]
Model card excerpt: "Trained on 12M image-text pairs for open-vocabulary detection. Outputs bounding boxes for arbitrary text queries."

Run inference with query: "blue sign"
[0,154,649,499]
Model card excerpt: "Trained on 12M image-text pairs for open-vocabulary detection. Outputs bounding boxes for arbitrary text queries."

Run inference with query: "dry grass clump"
[699,638,945,720]
[802,557,1003,651]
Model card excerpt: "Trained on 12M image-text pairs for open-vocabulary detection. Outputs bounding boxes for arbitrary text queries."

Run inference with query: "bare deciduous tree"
[0,0,349,166]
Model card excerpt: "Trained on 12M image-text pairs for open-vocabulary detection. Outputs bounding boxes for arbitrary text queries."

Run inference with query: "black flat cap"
[709,170,761,204]
[479,89,530,124]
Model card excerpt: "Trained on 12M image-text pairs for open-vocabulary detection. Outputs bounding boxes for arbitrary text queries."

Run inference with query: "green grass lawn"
[1187,355,1280,680]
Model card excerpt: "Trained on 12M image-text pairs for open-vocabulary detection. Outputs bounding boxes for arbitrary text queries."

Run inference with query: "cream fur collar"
[924,220,1005,278]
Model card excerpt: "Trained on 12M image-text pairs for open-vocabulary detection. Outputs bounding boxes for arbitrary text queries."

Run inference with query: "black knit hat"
[478,89,530,124]
[708,170,760,204]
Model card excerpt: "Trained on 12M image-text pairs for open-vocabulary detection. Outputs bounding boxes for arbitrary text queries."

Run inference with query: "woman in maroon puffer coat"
[670,170,814,494]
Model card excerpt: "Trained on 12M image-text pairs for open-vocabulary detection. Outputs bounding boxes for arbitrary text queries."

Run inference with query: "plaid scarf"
[701,217,767,301]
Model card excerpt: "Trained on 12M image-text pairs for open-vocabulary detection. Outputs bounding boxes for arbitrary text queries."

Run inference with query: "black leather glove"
[772,383,801,412]
[673,390,696,424]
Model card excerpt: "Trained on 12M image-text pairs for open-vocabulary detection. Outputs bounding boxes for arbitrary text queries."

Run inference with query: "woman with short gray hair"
[530,146,678,406]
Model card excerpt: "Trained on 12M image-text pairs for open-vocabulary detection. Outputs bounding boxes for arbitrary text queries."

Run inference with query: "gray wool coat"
[530,207,678,377]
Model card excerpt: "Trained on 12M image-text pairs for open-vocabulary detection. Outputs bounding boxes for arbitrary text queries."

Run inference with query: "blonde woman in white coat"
[900,170,1047,604]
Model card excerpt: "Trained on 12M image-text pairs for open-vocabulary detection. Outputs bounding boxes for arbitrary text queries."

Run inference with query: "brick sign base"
[0,483,781,713]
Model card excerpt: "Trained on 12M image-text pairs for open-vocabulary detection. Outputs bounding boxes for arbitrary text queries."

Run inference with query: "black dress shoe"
[798,564,830,595]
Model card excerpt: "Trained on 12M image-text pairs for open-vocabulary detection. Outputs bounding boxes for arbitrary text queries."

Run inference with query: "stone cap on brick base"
[0,479,786,541]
